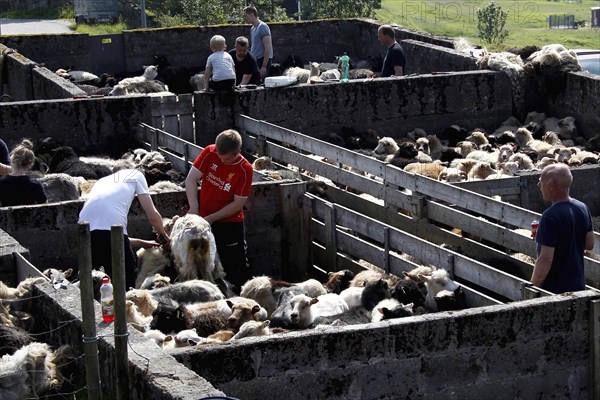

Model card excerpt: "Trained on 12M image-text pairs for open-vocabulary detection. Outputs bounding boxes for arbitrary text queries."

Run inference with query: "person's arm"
[204,195,248,225]
[240,73,253,85]
[530,244,555,287]
[260,35,272,78]
[137,194,169,240]
[393,65,404,76]
[204,66,212,91]
[129,238,160,251]
[0,163,11,176]
[185,166,203,215]
[585,230,595,251]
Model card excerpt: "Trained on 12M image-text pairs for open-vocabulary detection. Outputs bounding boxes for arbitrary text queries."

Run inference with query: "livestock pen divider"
[150,94,194,143]
[234,114,600,289]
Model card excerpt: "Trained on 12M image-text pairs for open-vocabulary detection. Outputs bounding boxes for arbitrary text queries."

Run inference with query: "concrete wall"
[402,39,478,75]
[0,228,29,286]
[0,96,150,156]
[0,182,291,279]
[0,33,91,73]
[176,290,596,400]
[3,49,35,101]
[196,70,512,146]
[32,66,86,99]
[546,72,600,140]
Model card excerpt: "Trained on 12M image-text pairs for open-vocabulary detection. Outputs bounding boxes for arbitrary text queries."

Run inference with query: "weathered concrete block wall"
[32,66,86,99]
[0,228,29,286]
[0,96,150,156]
[176,291,596,400]
[0,33,91,73]
[29,282,225,399]
[196,70,512,146]
[545,72,600,140]
[402,39,478,75]
[0,182,287,278]
[3,49,35,101]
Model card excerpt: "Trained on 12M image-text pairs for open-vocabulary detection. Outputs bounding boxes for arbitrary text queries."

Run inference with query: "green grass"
[377,0,600,49]
[72,21,130,35]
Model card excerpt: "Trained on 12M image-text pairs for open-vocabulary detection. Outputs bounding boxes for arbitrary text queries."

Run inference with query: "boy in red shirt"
[185,129,253,291]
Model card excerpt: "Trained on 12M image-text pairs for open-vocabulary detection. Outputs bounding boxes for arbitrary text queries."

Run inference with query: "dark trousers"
[256,58,272,80]
[211,221,250,289]
[209,78,235,92]
[90,230,136,289]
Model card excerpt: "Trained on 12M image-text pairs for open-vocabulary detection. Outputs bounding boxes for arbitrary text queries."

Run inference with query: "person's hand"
[137,239,160,249]
[204,214,216,224]
[157,232,171,250]
[260,66,267,78]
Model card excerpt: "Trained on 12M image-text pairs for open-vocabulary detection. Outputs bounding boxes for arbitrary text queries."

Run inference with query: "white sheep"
[117,65,158,86]
[135,246,171,288]
[126,300,152,332]
[508,152,536,170]
[189,73,205,92]
[467,161,497,180]
[283,62,319,84]
[232,320,271,340]
[373,137,399,156]
[418,269,461,312]
[166,214,222,282]
[140,273,171,290]
[288,293,349,329]
[339,286,364,309]
[319,68,340,80]
[514,127,552,155]
[438,167,467,183]
[295,278,327,297]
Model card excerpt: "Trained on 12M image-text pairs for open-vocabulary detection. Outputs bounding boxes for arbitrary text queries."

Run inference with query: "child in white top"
[204,35,236,92]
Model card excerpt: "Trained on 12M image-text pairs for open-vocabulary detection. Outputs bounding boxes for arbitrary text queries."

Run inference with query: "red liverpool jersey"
[193,144,253,222]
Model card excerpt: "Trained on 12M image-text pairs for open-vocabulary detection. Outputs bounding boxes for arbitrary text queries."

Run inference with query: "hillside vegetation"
[377,0,600,49]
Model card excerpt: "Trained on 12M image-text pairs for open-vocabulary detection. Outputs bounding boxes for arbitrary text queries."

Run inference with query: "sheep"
[148,181,182,193]
[536,156,558,169]
[349,269,385,287]
[252,156,274,171]
[514,127,553,155]
[0,342,70,400]
[467,161,497,180]
[465,149,501,165]
[140,273,171,290]
[567,148,599,166]
[295,278,327,297]
[269,286,310,328]
[117,65,158,86]
[360,278,391,311]
[339,286,364,309]
[166,214,223,283]
[319,68,340,80]
[498,144,516,163]
[109,80,170,96]
[232,320,271,340]
[491,161,520,178]
[456,141,478,157]
[373,137,399,157]
[0,323,32,357]
[419,269,465,312]
[125,279,224,317]
[226,298,268,332]
[508,152,536,170]
[387,142,420,169]
[288,293,349,329]
[38,173,83,202]
[0,277,46,301]
[403,162,445,179]
[283,62,319,84]
[391,275,427,311]
[126,300,152,332]
[324,269,354,294]
[143,329,172,348]
[149,299,230,336]
[48,147,112,180]
[553,147,575,164]
[135,246,171,289]
[371,298,415,322]
[416,136,445,160]
[189,73,205,92]
[438,167,467,183]
[55,68,99,83]
[240,276,290,316]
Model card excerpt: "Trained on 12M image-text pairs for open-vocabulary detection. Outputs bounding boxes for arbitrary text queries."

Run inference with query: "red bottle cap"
[101,277,109,284]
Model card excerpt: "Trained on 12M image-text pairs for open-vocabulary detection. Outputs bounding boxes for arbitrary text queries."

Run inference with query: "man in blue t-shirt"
[531,164,594,293]
[0,138,11,176]
[377,24,406,77]
[243,5,273,80]
[228,36,260,86]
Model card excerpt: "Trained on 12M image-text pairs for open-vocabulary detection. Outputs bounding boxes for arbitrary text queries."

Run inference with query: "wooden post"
[520,282,540,300]
[77,222,102,400]
[591,299,600,400]
[280,182,310,281]
[383,227,390,274]
[110,226,129,400]
[324,203,338,272]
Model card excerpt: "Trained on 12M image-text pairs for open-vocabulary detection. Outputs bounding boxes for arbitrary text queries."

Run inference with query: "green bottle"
[340,53,350,83]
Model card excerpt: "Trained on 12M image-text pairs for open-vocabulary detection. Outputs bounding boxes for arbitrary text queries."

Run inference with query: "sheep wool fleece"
[192,144,253,223]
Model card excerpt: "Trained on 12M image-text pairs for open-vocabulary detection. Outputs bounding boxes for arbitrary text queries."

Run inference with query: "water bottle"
[100,277,114,323]
[340,53,350,83]
[531,220,539,240]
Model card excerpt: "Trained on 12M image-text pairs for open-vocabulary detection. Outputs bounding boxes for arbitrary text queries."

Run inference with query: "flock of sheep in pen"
[1,41,599,397]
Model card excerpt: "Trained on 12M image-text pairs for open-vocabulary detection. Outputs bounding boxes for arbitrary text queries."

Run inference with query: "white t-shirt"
[79,169,149,235]
[206,51,236,82]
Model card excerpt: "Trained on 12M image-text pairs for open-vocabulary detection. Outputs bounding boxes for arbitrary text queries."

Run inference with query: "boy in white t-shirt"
[204,35,236,92]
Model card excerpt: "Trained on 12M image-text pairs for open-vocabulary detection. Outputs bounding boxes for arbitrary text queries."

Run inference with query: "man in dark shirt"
[0,138,11,176]
[228,36,260,86]
[377,25,406,77]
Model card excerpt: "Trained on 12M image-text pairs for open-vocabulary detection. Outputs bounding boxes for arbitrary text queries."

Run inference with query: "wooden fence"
[235,114,600,289]
[150,94,194,143]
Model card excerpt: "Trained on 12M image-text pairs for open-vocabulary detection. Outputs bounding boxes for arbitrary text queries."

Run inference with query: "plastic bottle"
[531,220,539,240]
[100,277,114,323]
[340,53,350,83]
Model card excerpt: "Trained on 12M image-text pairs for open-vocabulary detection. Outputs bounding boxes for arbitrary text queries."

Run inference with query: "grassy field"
[377,0,600,49]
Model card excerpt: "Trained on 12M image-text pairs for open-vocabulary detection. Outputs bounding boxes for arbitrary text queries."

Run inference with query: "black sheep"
[49,147,112,180]
[0,323,32,357]
[388,142,419,169]
[361,278,391,311]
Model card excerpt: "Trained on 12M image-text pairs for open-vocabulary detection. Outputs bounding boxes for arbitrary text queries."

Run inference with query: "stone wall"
[32,66,86,99]
[0,96,150,156]
[0,228,29,286]
[401,39,478,75]
[176,290,596,400]
[196,70,512,146]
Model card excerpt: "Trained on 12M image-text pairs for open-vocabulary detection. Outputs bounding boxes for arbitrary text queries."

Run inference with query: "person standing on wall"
[243,5,273,80]
[229,36,261,86]
[377,24,406,77]
[530,163,595,293]
[184,129,253,293]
